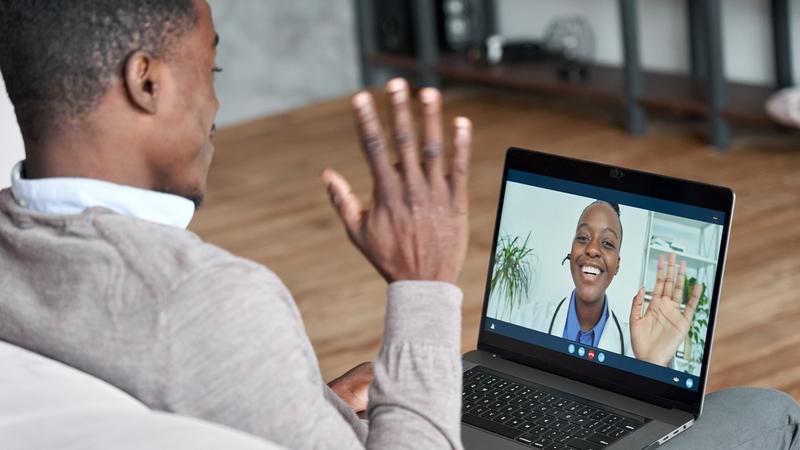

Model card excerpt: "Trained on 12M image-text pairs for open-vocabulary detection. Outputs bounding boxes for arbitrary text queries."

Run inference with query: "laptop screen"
[483,167,727,393]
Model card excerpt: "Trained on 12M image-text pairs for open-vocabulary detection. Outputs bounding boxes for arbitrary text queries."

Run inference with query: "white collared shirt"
[10,161,195,229]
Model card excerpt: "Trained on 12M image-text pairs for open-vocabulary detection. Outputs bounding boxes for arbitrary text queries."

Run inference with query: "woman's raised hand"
[630,253,702,366]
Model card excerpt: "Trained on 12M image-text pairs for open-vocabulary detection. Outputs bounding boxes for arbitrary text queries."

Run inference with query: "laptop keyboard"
[462,366,644,449]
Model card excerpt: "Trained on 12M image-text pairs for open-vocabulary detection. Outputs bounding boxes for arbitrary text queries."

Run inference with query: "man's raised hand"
[322,78,472,284]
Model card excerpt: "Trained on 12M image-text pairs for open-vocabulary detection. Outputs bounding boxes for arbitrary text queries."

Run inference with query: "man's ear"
[123,50,161,114]
[616,256,621,276]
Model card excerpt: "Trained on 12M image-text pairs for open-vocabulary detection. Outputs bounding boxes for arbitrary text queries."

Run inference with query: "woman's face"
[570,203,622,305]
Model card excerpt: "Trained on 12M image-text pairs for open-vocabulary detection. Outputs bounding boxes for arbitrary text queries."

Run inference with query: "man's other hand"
[322,78,472,284]
[328,362,374,414]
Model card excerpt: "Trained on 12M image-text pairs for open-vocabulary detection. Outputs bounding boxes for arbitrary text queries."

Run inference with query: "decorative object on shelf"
[542,16,596,82]
[490,232,535,321]
[489,39,562,65]
[765,86,800,128]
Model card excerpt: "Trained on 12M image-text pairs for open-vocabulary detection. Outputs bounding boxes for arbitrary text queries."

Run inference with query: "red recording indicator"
[587,350,596,360]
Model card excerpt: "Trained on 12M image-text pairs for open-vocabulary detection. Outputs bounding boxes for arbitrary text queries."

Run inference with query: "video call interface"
[484,170,726,391]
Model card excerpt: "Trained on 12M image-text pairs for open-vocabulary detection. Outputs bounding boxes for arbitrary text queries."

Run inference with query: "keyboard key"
[510,397,527,406]
[601,414,622,425]
[489,401,505,410]
[482,410,499,419]
[589,411,609,421]
[513,409,529,419]
[472,406,486,415]
[615,418,642,431]
[465,393,481,402]
[506,418,524,428]
[462,402,474,411]
[463,413,523,440]
[556,411,578,421]
[569,416,590,426]
[516,434,534,445]
[586,433,617,446]
[543,444,564,450]
[577,406,597,416]
[608,428,629,439]
[535,416,556,426]
[532,437,552,448]
[465,381,480,391]
[565,402,582,412]
[487,389,504,398]
[540,394,557,404]
[572,428,592,439]
[595,424,614,435]
[550,420,571,431]
[492,414,511,424]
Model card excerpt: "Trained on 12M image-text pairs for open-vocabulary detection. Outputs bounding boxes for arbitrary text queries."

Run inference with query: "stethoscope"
[547,296,626,356]
[552,253,626,355]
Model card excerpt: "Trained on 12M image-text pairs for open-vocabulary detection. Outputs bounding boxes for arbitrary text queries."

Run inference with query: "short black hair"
[584,200,623,249]
[0,0,198,138]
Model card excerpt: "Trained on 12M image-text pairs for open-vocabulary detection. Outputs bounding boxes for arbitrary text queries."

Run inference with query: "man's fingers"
[684,282,702,320]
[653,255,666,299]
[322,169,364,241]
[352,91,397,196]
[672,260,687,304]
[630,287,646,323]
[386,78,423,184]
[419,87,445,183]
[449,116,472,212]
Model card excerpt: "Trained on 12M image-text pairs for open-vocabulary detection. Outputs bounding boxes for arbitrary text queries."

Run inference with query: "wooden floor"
[191,87,800,401]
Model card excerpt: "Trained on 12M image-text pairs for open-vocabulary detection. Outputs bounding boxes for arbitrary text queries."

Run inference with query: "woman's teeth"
[581,266,601,276]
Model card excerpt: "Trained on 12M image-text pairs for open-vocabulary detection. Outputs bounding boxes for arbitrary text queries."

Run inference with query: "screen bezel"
[477,147,734,416]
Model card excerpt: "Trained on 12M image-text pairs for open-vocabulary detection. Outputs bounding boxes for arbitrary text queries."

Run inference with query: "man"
[0,0,470,448]
[0,1,798,449]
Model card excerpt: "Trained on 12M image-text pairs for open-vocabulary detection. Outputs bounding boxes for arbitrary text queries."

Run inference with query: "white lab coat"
[510,297,635,358]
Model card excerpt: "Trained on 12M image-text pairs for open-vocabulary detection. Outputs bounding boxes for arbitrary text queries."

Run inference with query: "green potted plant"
[490,231,535,321]
[683,277,709,369]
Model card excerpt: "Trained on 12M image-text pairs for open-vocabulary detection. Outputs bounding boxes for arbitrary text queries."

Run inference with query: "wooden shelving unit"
[371,52,779,127]
[356,0,795,149]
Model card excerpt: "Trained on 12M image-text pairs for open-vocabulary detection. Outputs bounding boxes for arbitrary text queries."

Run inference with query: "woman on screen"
[512,200,701,367]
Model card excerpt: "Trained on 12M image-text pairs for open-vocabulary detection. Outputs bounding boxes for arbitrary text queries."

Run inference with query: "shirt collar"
[10,161,195,229]
[563,289,610,348]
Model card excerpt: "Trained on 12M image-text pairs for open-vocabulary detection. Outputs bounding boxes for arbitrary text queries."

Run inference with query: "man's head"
[569,200,623,305]
[0,0,220,206]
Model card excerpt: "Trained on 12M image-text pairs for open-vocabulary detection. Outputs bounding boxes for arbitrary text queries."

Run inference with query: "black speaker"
[438,0,495,53]
[375,0,416,55]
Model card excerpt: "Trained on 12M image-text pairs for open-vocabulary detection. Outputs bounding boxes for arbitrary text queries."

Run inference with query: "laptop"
[461,148,734,449]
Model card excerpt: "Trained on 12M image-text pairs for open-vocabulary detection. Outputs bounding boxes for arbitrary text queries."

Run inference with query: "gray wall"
[498,0,800,86]
[208,0,361,127]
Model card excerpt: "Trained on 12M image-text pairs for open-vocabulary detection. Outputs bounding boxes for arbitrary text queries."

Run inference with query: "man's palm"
[630,254,701,366]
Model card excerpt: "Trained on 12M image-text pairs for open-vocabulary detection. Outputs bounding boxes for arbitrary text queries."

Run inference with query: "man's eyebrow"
[213,33,219,48]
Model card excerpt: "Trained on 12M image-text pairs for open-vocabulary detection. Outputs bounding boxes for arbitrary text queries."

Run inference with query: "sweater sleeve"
[163,262,463,450]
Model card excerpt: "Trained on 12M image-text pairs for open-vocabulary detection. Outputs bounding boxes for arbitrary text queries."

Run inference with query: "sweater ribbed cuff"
[384,281,462,348]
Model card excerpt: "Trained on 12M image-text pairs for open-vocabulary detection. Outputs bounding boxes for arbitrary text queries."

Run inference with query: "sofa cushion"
[0,341,279,449]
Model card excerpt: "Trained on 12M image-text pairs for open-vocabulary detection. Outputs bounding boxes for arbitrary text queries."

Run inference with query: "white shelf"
[648,244,718,265]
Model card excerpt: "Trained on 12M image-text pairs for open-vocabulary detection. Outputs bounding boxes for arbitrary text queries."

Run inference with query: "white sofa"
[0,341,280,449]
